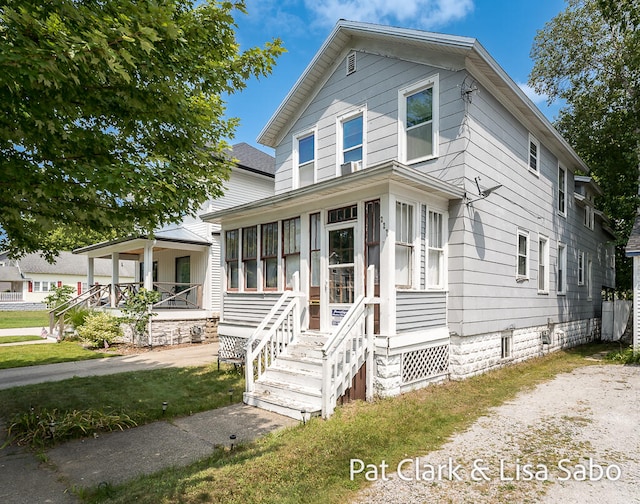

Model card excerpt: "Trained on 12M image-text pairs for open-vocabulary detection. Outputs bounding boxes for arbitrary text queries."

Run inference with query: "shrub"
[5,407,137,448]
[44,285,76,310]
[605,346,640,364]
[66,306,92,331]
[120,288,161,346]
[76,311,122,348]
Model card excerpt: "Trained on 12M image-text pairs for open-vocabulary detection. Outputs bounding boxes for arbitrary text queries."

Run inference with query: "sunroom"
[202,161,463,400]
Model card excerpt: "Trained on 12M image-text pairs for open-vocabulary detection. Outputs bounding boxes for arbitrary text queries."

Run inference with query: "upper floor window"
[528,134,540,173]
[517,229,529,279]
[584,193,594,230]
[295,131,315,188]
[340,112,363,170]
[399,75,439,163]
[558,164,566,216]
[395,201,414,287]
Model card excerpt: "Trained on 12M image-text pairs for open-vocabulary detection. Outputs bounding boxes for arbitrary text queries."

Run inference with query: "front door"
[328,225,355,327]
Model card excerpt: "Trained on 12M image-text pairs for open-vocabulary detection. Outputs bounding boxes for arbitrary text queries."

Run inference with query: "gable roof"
[257,19,589,173]
[228,142,275,178]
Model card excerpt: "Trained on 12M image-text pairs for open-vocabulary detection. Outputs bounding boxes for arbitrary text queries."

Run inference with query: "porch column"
[110,252,120,307]
[379,193,396,336]
[143,241,155,291]
[635,257,639,352]
[87,257,95,289]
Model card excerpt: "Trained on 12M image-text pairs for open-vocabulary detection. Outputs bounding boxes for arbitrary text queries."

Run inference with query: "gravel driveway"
[352,364,640,504]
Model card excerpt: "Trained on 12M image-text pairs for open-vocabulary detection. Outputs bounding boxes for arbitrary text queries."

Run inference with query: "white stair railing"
[245,273,303,393]
[321,265,378,418]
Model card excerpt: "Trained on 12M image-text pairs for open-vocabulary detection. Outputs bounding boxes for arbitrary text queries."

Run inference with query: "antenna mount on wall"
[466,176,502,205]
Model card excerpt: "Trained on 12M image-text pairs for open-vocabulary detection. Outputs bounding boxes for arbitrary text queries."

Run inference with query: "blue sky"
[226,0,568,152]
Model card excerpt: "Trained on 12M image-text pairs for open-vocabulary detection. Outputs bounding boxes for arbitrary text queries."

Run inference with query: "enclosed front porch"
[202,161,462,417]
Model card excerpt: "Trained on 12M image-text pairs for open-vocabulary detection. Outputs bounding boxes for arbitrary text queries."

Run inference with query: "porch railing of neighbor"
[321,265,378,418]
[0,292,24,302]
[245,273,303,394]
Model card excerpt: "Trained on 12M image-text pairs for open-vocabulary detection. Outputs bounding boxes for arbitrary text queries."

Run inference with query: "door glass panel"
[329,228,354,304]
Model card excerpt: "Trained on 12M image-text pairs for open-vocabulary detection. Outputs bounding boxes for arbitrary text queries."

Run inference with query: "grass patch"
[80,342,616,504]
[0,341,115,369]
[0,311,49,329]
[604,345,640,364]
[0,365,245,447]
[0,335,43,344]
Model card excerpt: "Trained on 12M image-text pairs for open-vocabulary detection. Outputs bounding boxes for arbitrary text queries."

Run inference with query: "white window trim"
[336,107,367,176]
[538,234,549,294]
[395,200,419,289]
[516,228,530,280]
[587,254,593,300]
[292,128,317,189]
[426,208,447,290]
[557,242,567,295]
[558,163,566,217]
[398,74,439,164]
[578,250,585,286]
[528,134,540,176]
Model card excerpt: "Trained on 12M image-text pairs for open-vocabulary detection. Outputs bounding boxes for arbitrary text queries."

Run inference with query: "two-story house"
[201,20,615,419]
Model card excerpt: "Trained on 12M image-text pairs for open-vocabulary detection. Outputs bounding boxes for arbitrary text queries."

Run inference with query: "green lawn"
[0,311,49,329]
[0,364,244,434]
[0,341,112,370]
[79,342,617,504]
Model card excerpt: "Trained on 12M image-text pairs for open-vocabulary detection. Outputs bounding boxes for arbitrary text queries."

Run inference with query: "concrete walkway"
[0,343,298,503]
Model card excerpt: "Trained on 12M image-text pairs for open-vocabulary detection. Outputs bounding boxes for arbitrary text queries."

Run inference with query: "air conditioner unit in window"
[340,160,362,176]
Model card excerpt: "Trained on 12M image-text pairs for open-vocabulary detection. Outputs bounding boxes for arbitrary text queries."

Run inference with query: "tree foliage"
[529,0,640,291]
[0,0,284,260]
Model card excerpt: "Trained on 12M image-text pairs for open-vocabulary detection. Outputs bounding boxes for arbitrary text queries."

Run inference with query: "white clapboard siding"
[396,290,447,332]
[223,292,283,325]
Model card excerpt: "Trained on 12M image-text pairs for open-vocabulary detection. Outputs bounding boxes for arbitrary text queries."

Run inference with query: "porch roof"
[625,214,640,257]
[73,226,210,259]
[0,266,28,282]
[200,160,464,224]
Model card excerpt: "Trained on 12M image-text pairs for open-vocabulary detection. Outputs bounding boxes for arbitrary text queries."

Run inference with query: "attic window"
[346,52,356,75]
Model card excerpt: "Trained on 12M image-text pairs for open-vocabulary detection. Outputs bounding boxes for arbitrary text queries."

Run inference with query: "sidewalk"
[0,343,298,503]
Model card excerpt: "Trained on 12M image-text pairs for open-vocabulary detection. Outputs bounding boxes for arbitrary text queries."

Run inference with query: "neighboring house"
[72,143,275,340]
[201,21,615,419]
[625,214,640,352]
[0,251,135,307]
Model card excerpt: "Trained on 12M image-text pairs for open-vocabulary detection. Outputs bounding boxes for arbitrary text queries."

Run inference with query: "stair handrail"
[321,265,378,418]
[49,284,111,335]
[245,272,303,393]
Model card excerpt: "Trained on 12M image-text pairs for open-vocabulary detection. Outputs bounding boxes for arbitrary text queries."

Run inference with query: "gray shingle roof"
[9,252,135,277]
[626,214,640,256]
[229,142,275,177]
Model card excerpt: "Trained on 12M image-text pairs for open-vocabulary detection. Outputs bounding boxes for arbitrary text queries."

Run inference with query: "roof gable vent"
[346,52,356,75]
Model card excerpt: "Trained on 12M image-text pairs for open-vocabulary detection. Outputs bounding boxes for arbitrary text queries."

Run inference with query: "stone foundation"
[123,315,220,347]
[450,318,600,380]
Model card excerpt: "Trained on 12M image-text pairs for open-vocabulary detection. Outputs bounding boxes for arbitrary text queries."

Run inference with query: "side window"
[538,235,549,293]
[295,131,315,188]
[558,164,566,216]
[557,243,567,295]
[516,229,529,279]
[399,75,439,163]
[428,210,444,288]
[528,134,540,173]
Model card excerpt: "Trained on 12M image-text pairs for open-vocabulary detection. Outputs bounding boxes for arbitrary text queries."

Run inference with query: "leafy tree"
[529,0,640,292]
[0,0,284,260]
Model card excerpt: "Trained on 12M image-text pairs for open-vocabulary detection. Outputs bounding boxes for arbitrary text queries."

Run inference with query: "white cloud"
[305,0,474,30]
[518,82,548,105]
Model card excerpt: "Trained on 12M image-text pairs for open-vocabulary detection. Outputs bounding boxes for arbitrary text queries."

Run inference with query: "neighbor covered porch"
[73,227,212,313]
